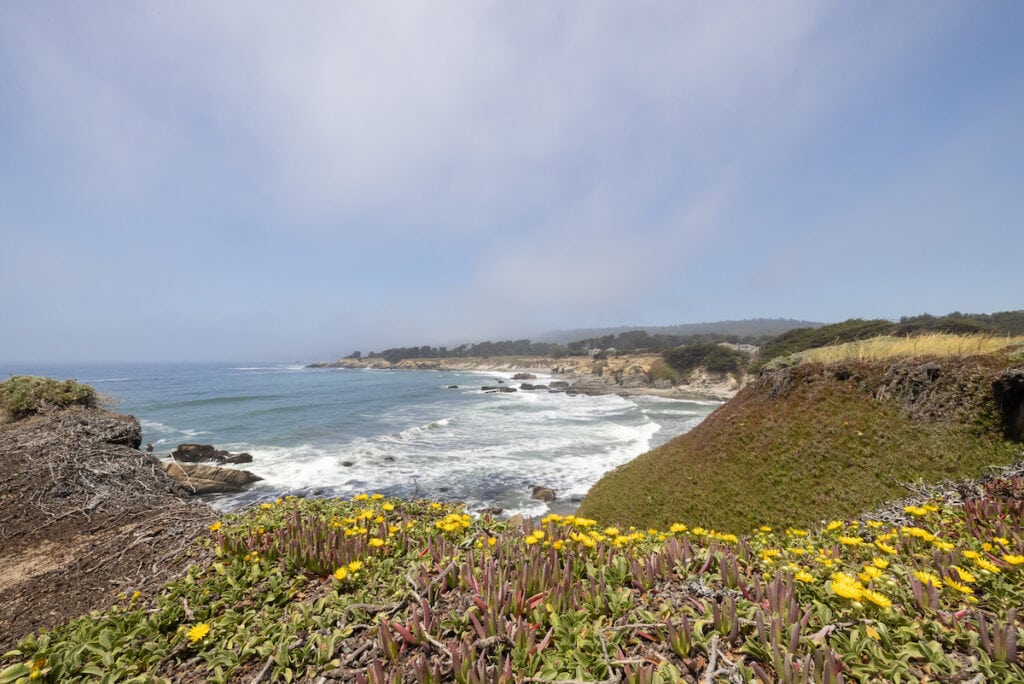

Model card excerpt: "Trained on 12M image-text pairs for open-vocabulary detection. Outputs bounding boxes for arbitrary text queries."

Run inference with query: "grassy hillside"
[578,347,1024,533]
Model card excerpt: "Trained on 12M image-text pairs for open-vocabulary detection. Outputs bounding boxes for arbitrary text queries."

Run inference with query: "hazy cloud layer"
[1,2,1021,361]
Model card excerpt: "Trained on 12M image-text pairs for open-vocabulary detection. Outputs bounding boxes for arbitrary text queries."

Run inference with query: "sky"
[1,2,1022,363]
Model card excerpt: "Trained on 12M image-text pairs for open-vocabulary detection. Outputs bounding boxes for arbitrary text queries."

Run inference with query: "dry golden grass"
[793,333,1024,365]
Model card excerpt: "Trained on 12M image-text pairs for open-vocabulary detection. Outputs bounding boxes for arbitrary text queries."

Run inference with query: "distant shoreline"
[308,354,740,402]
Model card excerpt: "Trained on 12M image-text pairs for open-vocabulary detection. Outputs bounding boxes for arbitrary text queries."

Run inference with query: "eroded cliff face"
[0,407,216,649]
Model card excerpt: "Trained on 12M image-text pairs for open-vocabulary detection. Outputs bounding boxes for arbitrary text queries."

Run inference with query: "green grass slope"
[578,353,1024,533]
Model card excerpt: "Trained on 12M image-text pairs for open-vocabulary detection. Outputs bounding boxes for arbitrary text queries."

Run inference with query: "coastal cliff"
[578,351,1024,532]
[309,353,742,400]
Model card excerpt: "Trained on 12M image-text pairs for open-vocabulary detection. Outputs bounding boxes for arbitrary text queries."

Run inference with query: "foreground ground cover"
[3,480,1023,683]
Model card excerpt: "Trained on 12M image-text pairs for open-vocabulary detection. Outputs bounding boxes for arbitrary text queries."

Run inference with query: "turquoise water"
[1,362,719,516]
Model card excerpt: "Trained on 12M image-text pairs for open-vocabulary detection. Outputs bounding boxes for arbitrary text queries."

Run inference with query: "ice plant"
[187,623,210,643]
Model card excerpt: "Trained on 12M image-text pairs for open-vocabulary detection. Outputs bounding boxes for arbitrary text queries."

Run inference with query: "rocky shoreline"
[309,353,741,401]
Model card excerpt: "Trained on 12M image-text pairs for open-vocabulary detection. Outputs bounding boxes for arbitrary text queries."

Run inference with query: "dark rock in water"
[447,385,459,389]
[172,443,253,464]
[341,460,354,467]
[439,486,450,492]
[495,379,505,384]
[531,485,556,502]
[384,456,395,462]
[499,386,517,393]
[520,383,549,391]
[478,507,503,516]
[549,381,569,389]
[513,372,537,380]
[163,462,262,495]
[483,386,518,393]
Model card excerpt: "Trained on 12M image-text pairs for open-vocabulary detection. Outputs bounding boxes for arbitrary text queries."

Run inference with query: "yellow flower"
[826,521,844,532]
[1002,554,1024,566]
[838,536,864,546]
[347,560,363,572]
[913,570,943,588]
[787,528,809,537]
[691,527,706,536]
[552,540,564,550]
[962,550,981,559]
[862,589,892,609]
[333,567,348,581]
[604,527,620,536]
[353,493,369,501]
[859,565,883,581]
[382,503,395,512]
[945,579,974,595]
[875,541,897,555]
[948,566,976,583]
[759,526,772,533]
[260,503,273,509]
[208,521,222,532]
[866,520,884,528]
[794,571,815,583]
[830,573,864,600]
[871,557,889,570]
[974,557,1001,574]
[993,537,1010,546]
[670,523,688,533]
[932,540,955,551]
[188,623,211,642]
[371,493,384,500]
[903,505,928,517]
[368,538,385,548]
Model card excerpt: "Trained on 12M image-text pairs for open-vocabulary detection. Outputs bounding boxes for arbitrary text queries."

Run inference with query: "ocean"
[1,362,719,517]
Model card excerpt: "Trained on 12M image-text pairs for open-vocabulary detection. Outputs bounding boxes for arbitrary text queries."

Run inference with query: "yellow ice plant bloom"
[903,505,929,517]
[993,537,1010,546]
[691,527,707,536]
[353,493,369,501]
[862,589,892,609]
[382,503,395,512]
[787,528,809,537]
[859,565,883,581]
[948,566,976,583]
[913,570,943,588]
[188,623,211,642]
[761,549,781,561]
[524,533,541,546]
[712,532,739,544]
[838,536,864,546]
[944,579,974,595]
[131,590,141,601]
[260,502,273,509]
[974,557,1001,574]
[208,521,222,532]
[794,571,815,583]
[759,526,772,533]
[347,560,363,572]
[830,573,864,600]
[875,541,897,555]
[932,540,955,551]
[670,523,688,533]
[826,521,844,532]
[552,540,564,550]
[1002,554,1024,566]
[871,557,889,570]
[962,550,981,560]
[866,520,884,528]
[371,493,384,499]
[333,567,348,581]
[368,538,385,548]
[604,526,620,536]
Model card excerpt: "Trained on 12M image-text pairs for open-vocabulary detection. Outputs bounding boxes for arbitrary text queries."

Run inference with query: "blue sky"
[1,2,1021,362]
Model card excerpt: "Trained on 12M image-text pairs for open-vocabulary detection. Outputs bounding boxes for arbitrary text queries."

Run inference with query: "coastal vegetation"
[3,487,1023,682]
[0,375,95,420]
[578,341,1024,534]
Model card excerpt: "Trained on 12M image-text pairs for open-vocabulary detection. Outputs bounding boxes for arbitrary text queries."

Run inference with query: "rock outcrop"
[171,443,253,464]
[163,462,263,495]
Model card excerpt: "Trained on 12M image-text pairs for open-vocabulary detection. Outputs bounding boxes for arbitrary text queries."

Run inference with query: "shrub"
[663,343,747,376]
[0,375,96,420]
